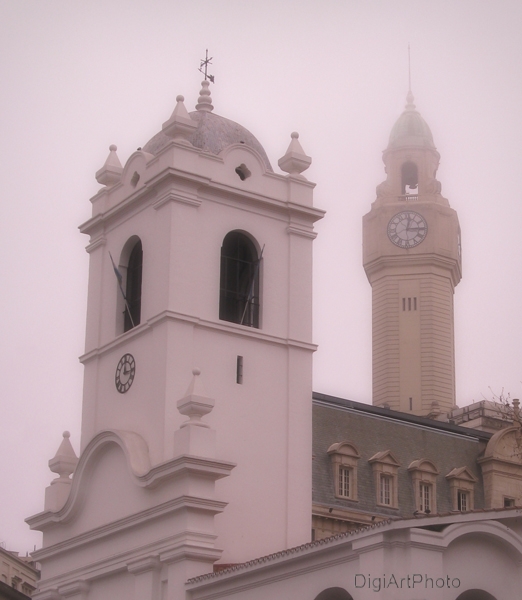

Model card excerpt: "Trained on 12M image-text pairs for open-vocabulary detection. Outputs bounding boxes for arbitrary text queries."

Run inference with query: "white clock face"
[387,211,427,248]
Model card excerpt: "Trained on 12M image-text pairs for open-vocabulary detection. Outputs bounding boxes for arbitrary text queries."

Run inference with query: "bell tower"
[363,91,462,417]
[28,79,324,600]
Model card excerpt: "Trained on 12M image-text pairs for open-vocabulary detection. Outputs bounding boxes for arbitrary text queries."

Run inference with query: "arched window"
[314,588,354,600]
[219,231,260,328]
[124,240,142,331]
[401,161,418,195]
[455,591,497,600]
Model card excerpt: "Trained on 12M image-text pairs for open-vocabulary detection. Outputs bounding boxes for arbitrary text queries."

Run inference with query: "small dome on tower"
[143,81,273,171]
[388,91,435,149]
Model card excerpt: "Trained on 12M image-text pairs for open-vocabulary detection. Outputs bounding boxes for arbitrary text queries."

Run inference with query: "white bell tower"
[363,91,461,417]
[28,80,324,600]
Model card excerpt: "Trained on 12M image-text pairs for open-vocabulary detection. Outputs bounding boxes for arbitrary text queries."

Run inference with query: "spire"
[196,80,214,113]
[406,43,415,111]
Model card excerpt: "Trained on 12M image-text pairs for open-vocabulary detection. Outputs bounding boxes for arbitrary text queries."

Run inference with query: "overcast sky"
[1,0,522,553]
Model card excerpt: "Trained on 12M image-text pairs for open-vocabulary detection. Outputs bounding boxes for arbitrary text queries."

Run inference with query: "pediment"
[368,450,400,466]
[483,426,522,463]
[446,466,478,483]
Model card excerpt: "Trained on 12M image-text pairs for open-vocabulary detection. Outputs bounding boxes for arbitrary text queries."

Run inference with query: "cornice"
[363,252,462,287]
[80,310,316,363]
[27,429,235,533]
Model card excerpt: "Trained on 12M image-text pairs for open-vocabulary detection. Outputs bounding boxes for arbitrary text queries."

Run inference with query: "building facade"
[26,81,522,600]
[0,547,39,599]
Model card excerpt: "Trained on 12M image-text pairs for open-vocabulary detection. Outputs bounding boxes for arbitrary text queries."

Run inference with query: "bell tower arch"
[363,91,462,417]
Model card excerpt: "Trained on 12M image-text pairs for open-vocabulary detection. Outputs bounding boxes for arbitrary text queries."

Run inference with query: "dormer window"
[408,459,439,514]
[369,450,400,508]
[327,442,360,501]
[446,467,477,512]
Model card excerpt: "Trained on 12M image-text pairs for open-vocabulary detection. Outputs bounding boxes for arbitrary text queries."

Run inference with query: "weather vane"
[199,49,215,83]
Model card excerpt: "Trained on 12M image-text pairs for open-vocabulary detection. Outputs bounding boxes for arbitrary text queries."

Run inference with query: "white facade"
[26,83,522,600]
[27,81,324,600]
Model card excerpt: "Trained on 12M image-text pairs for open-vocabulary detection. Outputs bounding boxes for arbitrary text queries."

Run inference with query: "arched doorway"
[455,590,497,600]
[314,588,354,600]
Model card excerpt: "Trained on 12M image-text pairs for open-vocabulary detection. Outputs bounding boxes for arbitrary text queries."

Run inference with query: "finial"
[95,144,123,187]
[278,131,312,178]
[196,80,214,112]
[48,431,78,480]
[177,368,215,428]
[199,49,215,83]
[162,94,197,141]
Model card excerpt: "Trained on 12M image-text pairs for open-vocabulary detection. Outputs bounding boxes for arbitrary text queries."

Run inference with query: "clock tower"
[28,80,324,600]
[363,91,462,417]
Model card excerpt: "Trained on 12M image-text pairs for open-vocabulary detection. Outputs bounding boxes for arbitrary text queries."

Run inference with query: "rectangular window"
[420,483,431,512]
[504,497,515,508]
[380,475,391,505]
[236,355,243,384]
[402,298,406,311]
[413,297,417,310]
[338,466,351,498]
[457,490,468,512]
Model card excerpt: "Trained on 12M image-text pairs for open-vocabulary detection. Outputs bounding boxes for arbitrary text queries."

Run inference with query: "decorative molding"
[80,311,317,364]
[84,236,106,254]
[286,225,317,239]
[153,190,201,210]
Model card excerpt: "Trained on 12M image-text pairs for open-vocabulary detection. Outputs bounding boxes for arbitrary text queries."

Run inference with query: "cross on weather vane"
[199,49,215,83]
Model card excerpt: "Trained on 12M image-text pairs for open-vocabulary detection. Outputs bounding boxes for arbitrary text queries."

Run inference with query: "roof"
[388,90,435,149]
[187,507,522,584]
[142,82,273,171]
[312,392,490,517]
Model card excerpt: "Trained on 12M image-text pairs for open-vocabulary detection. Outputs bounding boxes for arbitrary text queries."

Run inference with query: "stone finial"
[45,431,78,512]
[405,90,416,111]
[49,431,79,481]
[162,94,198,143]
[278,132,312,177]
[177,369,215,428]
[95,145,123,186]
[195,80,214,113]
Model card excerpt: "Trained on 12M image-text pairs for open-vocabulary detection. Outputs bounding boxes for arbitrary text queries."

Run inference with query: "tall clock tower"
[363,91,461,417]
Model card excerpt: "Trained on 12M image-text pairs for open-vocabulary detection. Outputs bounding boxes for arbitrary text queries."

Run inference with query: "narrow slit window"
[402,298,406,311]
[414,297,417,310]
[124,240,143,332]
[236,355,243,384]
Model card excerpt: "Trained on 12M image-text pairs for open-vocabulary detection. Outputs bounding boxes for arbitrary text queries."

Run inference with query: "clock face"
[115,353,135,393]
[387,211,428,248]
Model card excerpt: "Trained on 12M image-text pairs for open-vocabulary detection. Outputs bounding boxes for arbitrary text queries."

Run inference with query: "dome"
[142,82,273,171]
[388,91,435,149]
